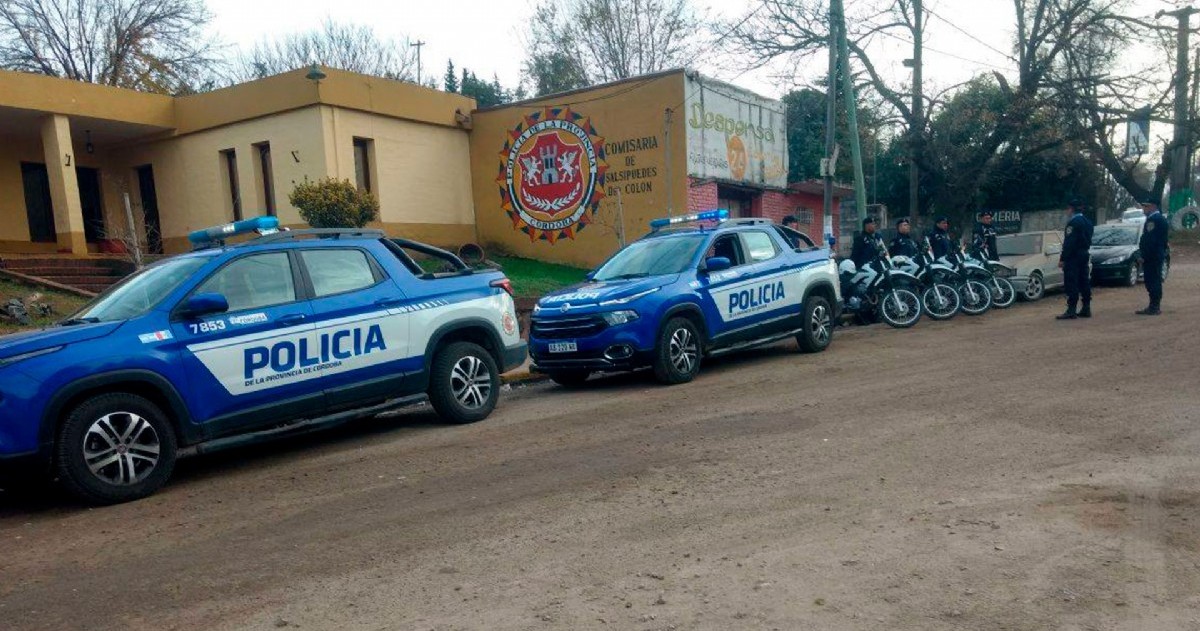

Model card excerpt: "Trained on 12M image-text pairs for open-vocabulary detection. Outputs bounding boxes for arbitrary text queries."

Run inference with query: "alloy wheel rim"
[811,304,831,344]
[1026,276,1042,299]
[83,412,160,486]
[670,327,698,373]
[451,355,492,409]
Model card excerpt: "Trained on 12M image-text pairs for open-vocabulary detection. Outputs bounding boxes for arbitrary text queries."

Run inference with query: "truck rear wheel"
[429,341,499,424]
[796,295,833,353]
[55,393,177,505]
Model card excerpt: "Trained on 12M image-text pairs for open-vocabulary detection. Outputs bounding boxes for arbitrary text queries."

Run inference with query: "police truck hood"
[0,320,122,360]
[538,275,676,309]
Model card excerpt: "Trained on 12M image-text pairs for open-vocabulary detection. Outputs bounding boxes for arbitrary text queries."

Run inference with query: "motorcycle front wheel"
[959,279,993,315]
[879,288,923,328]
[922,283,961,320]
[988,276,1016,309]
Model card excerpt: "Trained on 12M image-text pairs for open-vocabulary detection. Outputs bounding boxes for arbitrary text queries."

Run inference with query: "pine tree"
[444,60,458,93]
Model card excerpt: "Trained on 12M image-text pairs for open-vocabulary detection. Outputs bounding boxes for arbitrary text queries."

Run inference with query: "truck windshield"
[64,256,211,324]
[593,234,706,282]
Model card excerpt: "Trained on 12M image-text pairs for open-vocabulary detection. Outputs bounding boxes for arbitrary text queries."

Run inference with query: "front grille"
[530,314,608,340]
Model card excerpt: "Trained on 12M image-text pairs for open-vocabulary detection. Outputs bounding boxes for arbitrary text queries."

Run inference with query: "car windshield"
[65,256,211,324]
[997,234,1042,255]
[1093,227,1138,246]
[1122,209,1143,221]
[593,233,707,281]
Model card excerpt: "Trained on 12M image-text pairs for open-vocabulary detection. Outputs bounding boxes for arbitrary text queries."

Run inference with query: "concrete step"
[3,266,120,277]
[28,275,122,286]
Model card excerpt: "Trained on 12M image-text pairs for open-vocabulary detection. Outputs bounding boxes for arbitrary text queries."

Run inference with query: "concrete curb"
[0,268,98,298]
[501,369,548,385]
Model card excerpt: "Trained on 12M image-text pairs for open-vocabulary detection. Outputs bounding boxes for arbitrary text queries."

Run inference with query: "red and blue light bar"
[189,216,279,248]
[649,209,729,230]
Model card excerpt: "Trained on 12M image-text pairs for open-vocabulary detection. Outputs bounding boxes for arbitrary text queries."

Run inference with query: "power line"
[875,30,1012,71]
[923,5,1018,62]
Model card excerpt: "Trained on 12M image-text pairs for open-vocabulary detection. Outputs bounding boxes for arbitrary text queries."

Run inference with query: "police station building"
[0,66,843,270]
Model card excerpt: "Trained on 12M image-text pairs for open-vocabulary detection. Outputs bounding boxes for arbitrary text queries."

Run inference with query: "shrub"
[289,178,379,228]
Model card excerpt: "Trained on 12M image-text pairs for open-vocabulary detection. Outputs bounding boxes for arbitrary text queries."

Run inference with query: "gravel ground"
[2,251,1198,631]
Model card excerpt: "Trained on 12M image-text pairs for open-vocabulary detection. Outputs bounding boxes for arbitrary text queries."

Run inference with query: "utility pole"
[412,40,426,85]
[833,0,868,223]
[909,0,923,220]
[1157,7,1198,212]
[822,0,838,242]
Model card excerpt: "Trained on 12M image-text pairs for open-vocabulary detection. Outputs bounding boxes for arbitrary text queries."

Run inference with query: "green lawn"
[491,256,589,299]
[0,278,89,335]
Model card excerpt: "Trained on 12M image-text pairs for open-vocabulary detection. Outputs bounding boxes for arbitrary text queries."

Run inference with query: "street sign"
[1125,107,1150,157]
[977,210,1022,234]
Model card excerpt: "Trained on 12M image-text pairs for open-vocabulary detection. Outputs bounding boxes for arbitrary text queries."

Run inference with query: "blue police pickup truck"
[529,211,841,386]
[0,217,526,503]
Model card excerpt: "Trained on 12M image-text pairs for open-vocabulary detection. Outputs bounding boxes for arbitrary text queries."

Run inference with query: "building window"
[353,137,373,193]
[794,208,815,224]
[220,149,242,221]
[254,142,276,216]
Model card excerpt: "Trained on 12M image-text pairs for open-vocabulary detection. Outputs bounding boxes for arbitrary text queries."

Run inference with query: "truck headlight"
[601,310,639,325]
[1102,255,1128,265]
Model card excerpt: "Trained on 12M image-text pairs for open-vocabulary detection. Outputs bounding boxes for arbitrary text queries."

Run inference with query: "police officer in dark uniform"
[1057,199,1094,320]
[1136,198,1169,315]
[972,210,999,261]
[850,216,885,269]
[928,216,955,261]
[889,218,920,258]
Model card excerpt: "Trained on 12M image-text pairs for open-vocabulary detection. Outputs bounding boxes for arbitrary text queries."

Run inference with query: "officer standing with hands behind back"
[1136,198,1169,315]
[1057,199,1094,320]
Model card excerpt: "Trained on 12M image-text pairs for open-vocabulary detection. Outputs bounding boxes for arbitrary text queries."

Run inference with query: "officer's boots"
[1057,301,1078,320]
[1136,302,1161,316]
[1078,300,1092,319]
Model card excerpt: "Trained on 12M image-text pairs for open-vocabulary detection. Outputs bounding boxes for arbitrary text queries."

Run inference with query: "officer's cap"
[862,216,877,228]
[1139,198,1159,208]
[935,216,949,224]
[895,217,910,227]
[979,209,993,218]
[1068,198,1085,208]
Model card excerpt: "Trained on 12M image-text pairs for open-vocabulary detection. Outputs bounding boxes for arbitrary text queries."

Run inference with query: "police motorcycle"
[838,240,923,328]
[964,241,1017,309]
[889,239,962,321]
[933,246,993,315]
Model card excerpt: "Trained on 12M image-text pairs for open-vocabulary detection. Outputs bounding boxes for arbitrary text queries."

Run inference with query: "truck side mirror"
[704,256,732,272]
[180,293,229,319]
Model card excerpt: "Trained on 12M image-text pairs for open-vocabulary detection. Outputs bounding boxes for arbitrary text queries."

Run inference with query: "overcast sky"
[206,0,1180,103]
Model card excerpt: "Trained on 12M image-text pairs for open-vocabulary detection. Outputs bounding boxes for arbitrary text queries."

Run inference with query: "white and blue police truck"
[529,211,841,386]
[0,217,526,503]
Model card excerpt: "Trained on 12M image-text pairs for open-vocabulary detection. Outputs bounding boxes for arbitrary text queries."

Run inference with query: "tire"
[548,370,591,388]
[922,283,961,320]
[1125,262,1139,287]
[796,295,834,353]
[879,288,922,328]
[652,317,702,385]
[959,279,993,315]
[428,341,500,424]
[1022,271,1045,301]
[989,276,1017,308]
[55,393,177,505]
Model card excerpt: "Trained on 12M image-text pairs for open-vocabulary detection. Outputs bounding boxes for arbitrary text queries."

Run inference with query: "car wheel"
[548,370,592,388]
[1023,271,1045,301]
[55,393,177,505]
[652,317,702,385]
[429,341,499,424]
[1125,261,1139,287]
[796,295,834,353]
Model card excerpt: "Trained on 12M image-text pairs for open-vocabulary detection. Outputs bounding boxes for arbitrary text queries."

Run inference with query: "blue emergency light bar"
[649,209,729,230]
[188,216,280,248]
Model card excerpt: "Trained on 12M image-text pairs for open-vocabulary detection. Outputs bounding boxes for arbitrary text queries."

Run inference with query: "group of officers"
[783,198,1171,319]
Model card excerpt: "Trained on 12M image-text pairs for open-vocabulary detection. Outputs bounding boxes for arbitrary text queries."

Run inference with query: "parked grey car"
[996,231,1066,301]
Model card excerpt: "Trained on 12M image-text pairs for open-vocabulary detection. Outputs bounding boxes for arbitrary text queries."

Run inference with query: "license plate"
[548,341,578,353]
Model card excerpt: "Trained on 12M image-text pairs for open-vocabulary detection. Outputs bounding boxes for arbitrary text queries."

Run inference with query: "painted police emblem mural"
[498,107,607,243]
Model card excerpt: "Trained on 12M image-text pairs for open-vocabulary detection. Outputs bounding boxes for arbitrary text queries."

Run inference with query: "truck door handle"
[278,314,307,326]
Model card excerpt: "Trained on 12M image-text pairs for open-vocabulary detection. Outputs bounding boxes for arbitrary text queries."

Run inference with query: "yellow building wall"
[322,107,476,248]
[469,71,688,269]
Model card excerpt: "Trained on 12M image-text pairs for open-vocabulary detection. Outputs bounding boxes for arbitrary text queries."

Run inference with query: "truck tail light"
[490,278,514,297]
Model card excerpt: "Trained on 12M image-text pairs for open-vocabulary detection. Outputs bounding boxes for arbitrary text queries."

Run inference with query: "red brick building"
[686,178,851,245]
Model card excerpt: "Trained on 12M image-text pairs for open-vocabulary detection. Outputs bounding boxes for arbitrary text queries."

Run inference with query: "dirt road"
[3,252,1199,631]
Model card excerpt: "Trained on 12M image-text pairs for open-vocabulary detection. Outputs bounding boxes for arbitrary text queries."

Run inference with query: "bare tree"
[234,20,417,82]
[523,0,701,94]
[728,0,1164,215]
[0,0,220,94]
